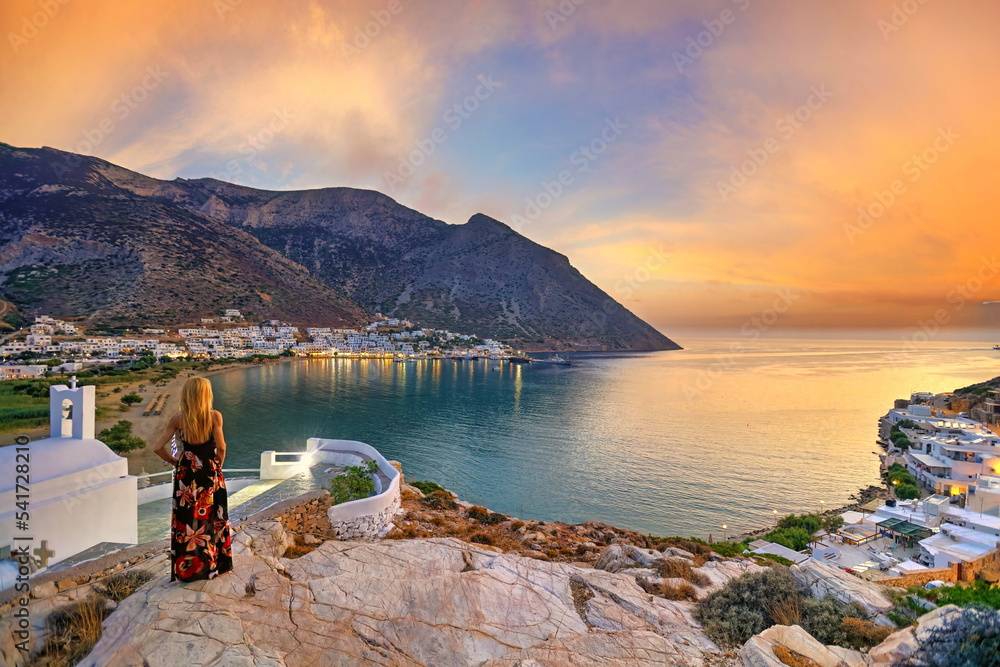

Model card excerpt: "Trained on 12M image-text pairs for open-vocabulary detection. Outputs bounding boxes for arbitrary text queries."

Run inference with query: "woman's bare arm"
[213,410,227,467]
[152,414,181,466]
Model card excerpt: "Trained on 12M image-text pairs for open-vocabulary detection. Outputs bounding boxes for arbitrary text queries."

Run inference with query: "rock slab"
[81,535,723,666]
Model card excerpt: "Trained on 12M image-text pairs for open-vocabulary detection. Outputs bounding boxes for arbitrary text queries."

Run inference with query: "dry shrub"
[444,523,472,537]
[655,538,715,566]
[544,548,560,558]
[30,596,111,667]
[657,558,710,587]
[768,595,802,627]
[636,577,660,595]
[93,569,155,602]
[570,580,594,619]
[387,524,431,540]
[482,529,523,553]
[430,515,447,527]
[469,532,497,546]
[419,490,457,511]
[841,617,894,650]
[510,521,525,531]
[283,544,317,558]
[661,581,699,602]
[772,645,821,667]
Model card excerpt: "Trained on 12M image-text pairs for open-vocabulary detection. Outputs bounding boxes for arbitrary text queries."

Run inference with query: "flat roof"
[749,542,811,564]
[910,453,952,468]
[840,511,865,525]
[942,508,1000,531]
[921,534,997,560]
[940,524,1000,547]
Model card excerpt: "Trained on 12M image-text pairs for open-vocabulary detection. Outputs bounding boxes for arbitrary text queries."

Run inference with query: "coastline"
[731,484,888,543]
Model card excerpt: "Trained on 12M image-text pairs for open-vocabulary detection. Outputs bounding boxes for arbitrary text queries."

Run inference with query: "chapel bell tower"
[49,376,96,440]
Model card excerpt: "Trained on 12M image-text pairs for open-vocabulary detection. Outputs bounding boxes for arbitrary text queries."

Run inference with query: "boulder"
[791,560,893,616]
[243,520,294,559]
[868,604,964,665]
[82,538,725,666]
[739,624,866,667]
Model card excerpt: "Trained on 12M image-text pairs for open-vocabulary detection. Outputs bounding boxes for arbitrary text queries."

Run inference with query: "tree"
[120,393,143,407]
[821,515,845,533]
[97,420,145,454]
[896,484,920,500]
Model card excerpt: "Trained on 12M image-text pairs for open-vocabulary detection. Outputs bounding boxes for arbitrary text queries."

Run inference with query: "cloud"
[2,0,999,332]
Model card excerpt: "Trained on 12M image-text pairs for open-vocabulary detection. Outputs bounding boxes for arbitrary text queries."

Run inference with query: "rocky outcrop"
[791,560,893,618]
[594,543,762,599]
[81,531,723,666]
[867,604,965,664]
[739,625,868,667]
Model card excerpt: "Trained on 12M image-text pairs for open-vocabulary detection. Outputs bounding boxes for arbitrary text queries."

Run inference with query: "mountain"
[0,144,679,350]
[0,145,366,327]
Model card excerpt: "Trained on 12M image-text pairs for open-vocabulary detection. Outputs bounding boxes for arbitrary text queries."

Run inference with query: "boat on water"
[533,355,571,366]
[994,344,1000,350]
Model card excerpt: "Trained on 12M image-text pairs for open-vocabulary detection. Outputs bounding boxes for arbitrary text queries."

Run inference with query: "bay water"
[212,337,1000,538]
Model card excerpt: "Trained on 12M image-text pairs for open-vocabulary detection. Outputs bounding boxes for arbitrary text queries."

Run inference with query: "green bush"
[925,581,1000,611]
[97,420,145,454]
[765,526,811,551]
[897,606,1000,667]
[411,480,445,495]
[120,393,143,406]
[695,567,804,647]
[822,515,845,532]
[896,484,920,500]
[328,461,378,505]
[710,540,749,558]
[800,596,867,646]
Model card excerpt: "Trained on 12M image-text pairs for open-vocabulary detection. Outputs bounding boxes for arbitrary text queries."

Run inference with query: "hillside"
[0,145,678,349]
[0,145,366,326]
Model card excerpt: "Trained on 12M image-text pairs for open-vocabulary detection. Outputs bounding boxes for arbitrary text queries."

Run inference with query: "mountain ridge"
[0,144,679,350]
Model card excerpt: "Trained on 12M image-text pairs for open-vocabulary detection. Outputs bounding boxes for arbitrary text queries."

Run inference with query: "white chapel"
[0,378,137,582]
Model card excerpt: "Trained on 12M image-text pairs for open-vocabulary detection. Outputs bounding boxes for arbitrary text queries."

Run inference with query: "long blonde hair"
[180,377,214,444]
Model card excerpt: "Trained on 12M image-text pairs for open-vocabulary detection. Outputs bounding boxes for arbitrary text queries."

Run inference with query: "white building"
[0,365,46,380]
[969,473,1000,516]
[0,380,137,580]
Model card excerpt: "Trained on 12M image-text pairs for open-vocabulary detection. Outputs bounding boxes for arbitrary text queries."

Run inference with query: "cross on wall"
[34,540,55,568]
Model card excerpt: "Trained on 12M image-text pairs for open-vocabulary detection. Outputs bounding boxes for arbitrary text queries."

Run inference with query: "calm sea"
[211,337,1000,539]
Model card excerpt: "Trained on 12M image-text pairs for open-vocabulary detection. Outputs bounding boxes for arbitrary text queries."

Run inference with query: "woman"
[152,377,234,581]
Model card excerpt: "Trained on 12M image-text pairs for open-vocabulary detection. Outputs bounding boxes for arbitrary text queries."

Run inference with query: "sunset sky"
[2,0,999,337]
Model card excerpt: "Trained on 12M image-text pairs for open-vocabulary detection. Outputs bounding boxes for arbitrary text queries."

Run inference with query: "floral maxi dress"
[170,432,234,581]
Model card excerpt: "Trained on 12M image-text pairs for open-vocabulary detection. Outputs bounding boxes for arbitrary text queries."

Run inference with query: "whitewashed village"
[0,311,518,380]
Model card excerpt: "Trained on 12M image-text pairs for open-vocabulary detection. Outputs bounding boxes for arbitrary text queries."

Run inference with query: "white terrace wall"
[307,438,401,539]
